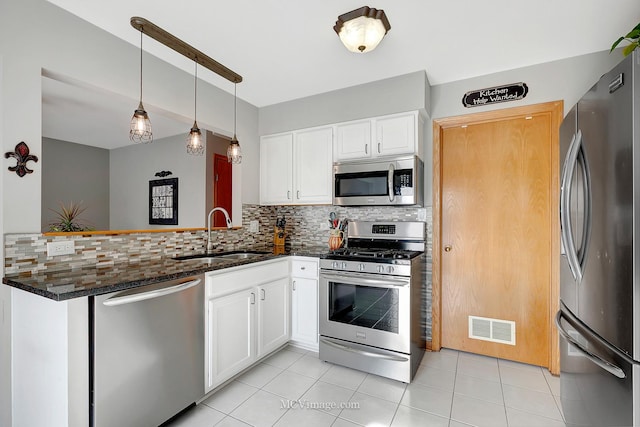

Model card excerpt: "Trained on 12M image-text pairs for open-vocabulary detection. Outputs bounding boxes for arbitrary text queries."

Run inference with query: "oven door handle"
[320,272,409,288]
[321,338,409,362]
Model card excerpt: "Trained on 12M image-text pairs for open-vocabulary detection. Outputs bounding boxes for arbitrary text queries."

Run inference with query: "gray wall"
[430,50,623,120]
[110,133,206,230]
[259,70,431,135]
[259,49,623,140]
[0,52,9,427]
[41,138,109,231]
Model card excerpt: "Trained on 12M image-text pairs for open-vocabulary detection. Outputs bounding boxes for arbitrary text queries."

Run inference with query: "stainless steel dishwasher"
[92,275,204,427]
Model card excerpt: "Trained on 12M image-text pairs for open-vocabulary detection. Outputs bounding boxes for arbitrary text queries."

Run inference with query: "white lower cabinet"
[206,289,255,390]
[257,278,290,357]
[205,259,290,392]
[290,257,319,351]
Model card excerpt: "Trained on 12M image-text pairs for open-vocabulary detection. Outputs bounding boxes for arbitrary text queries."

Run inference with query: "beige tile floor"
[167,345,566,427]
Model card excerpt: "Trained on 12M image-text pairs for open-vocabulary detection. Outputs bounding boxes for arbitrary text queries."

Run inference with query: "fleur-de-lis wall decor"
[5,142,39,177]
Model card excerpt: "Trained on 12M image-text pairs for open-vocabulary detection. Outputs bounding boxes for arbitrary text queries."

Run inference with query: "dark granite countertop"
[2,245,330,301]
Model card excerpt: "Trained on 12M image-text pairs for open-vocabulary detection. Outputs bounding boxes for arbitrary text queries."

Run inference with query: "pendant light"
[186,60,204,156]
[129,28,153,143]
[227,83,242,164]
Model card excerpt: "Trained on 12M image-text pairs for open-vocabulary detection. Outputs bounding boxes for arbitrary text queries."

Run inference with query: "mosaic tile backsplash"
[4,204,433,340]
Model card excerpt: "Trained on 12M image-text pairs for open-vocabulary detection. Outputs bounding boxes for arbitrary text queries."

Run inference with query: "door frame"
[432,101,563,374]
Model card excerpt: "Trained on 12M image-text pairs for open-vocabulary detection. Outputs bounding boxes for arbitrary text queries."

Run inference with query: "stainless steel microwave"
[333,155,424,206]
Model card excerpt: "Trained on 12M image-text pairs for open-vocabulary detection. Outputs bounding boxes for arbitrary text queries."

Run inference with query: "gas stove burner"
[328,247,420,260]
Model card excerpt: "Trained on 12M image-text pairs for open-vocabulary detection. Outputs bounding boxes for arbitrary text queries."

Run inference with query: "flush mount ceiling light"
[227,83,242,164]
[333,6,391,53]
[129,27,153,143]
[186,60,204,156]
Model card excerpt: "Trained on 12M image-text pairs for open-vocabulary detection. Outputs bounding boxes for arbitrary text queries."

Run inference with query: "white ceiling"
[42,0,640,148]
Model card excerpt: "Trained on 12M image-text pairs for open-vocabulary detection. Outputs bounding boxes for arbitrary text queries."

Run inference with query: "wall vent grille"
[468,316,516,345]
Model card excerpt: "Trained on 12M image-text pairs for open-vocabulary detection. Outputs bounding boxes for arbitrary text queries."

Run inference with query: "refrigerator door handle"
[575,143,592,272]
[560,129,584,281]
[555,309,626,379]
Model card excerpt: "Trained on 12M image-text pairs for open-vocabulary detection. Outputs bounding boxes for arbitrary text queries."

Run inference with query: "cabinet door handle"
[250,292,256,305]
[260,289,266,300]
[378,142,381,153]
[287,190,291,200]
[292,280,296,291]
[300,266,306,270]
[365,144,368,155]
[297,190,300,199]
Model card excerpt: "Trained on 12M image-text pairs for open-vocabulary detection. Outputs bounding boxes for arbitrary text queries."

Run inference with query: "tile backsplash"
[4,204,433,341]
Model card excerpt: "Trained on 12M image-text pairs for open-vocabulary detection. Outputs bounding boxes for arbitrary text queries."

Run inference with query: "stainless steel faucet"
[206,207,232,252]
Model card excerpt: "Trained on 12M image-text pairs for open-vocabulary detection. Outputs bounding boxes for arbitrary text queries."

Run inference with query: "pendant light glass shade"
[227,83,242,164]
[186,121,204,155]
[130,29,153,143]
[186,61,204,156]
[334,6,390,53]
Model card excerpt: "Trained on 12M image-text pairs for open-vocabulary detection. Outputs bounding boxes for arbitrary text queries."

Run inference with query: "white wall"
[0,0,260,235]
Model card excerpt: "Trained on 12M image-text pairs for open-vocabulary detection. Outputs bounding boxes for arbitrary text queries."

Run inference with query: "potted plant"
[48,201,94,232]
[611,23,640,56]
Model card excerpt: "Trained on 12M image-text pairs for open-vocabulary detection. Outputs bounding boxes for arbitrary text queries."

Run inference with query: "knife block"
[273,226,286,247]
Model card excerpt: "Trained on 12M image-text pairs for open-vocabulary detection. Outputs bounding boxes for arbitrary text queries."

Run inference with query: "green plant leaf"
[611,36,626,52]
[623,42,637,56]
[626,23,640,37]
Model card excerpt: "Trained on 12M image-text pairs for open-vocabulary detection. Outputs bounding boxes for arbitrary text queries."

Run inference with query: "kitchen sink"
[172,250,270,262]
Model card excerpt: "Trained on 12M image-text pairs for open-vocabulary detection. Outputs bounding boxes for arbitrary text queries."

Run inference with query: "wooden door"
[433,102,562,372]
[213,153,232,227]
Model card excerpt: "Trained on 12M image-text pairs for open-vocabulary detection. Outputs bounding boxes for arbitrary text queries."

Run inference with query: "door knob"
[444,245,452,252]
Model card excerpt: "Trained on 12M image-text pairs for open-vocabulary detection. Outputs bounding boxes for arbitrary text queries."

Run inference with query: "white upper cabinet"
[335,111,424,161]
[294,127,333,204]
[260,126,333,206]
[335,120,372,160]
[260,133,294,205]
[375,112,417,156]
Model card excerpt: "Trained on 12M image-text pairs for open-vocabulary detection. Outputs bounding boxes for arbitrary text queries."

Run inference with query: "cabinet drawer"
[291,258,318,279]
[206,259,289,298]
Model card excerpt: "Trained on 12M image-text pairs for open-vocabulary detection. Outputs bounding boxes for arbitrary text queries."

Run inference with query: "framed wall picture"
[149,177,178,225]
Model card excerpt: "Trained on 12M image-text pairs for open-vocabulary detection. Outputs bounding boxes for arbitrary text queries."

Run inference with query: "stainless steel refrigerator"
[557,52,640,426]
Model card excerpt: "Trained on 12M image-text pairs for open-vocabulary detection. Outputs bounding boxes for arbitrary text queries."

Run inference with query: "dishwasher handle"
[103,278,202,306]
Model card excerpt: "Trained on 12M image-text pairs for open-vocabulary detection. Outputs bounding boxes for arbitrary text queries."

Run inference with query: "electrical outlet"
[47,240,75,256]
[249,220,259,233]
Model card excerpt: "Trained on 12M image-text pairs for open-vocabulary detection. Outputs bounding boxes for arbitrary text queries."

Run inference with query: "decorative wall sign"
[5,141,39,177]
[462,82,528,108]
[149,177,178,225]
[154,170,173,178]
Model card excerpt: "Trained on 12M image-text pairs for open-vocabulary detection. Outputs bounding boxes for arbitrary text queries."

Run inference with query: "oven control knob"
[377,265,385,273]
[359,263,365,271]
[387,266,394,274]
[332,261,339,269]
[341,262,347,269]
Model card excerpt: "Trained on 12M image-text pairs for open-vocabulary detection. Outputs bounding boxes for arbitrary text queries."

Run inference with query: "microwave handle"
[388,163,395,202]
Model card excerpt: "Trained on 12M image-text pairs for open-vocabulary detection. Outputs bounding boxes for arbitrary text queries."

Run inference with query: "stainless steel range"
[319,221,426,383]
